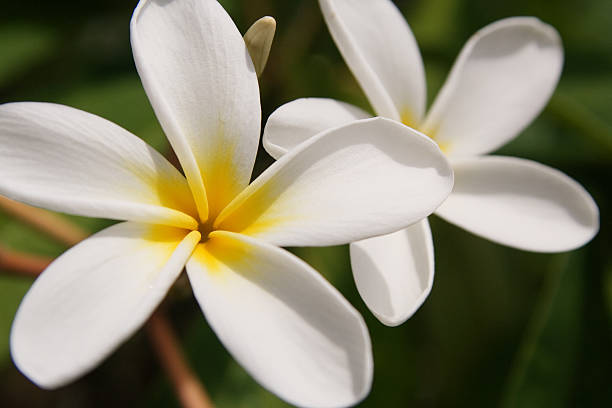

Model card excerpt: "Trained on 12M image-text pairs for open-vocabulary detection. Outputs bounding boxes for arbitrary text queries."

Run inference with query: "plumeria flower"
[0,0,453,406]
[263,0,600,327]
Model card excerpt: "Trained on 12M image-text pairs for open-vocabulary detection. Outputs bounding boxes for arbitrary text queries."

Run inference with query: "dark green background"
[0,0,610,406]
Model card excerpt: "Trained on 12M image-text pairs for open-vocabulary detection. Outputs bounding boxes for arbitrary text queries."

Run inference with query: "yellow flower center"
[400,107,450,153]
[197,219,217,243]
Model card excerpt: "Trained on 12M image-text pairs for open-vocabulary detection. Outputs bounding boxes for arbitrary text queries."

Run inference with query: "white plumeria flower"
[0,0,454,406]
[263,0,600,327]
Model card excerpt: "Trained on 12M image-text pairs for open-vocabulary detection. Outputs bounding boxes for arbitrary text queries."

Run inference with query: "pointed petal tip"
[10,340,74,390]
[483,17,563,57]
[257,15,276,28]
[350,220,435,327]
[437,156,599,253]
[370,278,433,327]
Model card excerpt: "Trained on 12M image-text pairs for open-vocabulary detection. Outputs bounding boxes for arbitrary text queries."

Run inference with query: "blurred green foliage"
[0,0,610,407]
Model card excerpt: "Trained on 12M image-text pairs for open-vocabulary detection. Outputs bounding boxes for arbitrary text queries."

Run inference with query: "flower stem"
[146,310,215,408]
[0,196,88,246]
[0,198,214,408]
[0,246,52,277]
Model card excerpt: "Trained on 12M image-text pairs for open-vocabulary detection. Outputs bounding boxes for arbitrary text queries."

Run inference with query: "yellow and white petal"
[131,0,261,220]
[186,231,372,408]
[350,219,434,326]
[319,0,426,124]
[0,102,197,229]
[11,222,200,389]
[421,17,563,157]
[263,98,371,159]
[216,117,453,247]
[435,156,599,252]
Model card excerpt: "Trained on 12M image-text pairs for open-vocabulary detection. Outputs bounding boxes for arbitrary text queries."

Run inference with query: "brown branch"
[0,246,52,277]
[0,196,88,246]
[147,311,215,408]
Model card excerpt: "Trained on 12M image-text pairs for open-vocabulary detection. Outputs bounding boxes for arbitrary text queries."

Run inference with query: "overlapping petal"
[435,156,599,252]
[186,231,372,408]
[350,219,434,326]
[0,102,197,229]
[131,0,261,220]
[319,0,426,123]
[421,17,563,157]
[11,222,200,389]
[216,118,453,247]
[263,98,370,159]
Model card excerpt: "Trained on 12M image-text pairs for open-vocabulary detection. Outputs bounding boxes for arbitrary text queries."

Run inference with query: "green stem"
[499,254,570,408]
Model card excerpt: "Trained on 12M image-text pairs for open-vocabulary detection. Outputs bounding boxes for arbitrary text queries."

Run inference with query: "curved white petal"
[421,17,563,157]
[350,219,434,326]
[319,0,426,123]
[186,231,372,408]
[132,0,261,220]
[11,222,200,389]
[216,117,453,247]
[435,156,599,252]
[0,102,198,229]
[263,98,371,159]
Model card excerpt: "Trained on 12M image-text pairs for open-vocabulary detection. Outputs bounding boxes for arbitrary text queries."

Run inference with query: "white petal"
[216,117,453,247]
[186,231,372,408]
[319,0,426,124]
[11,222,200,388]
[0,102,198,229]
[435,156,599,252]
[422,17,563,157]
[131,0,261,220]
[263,98,371,159]
[350,219,434,326]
